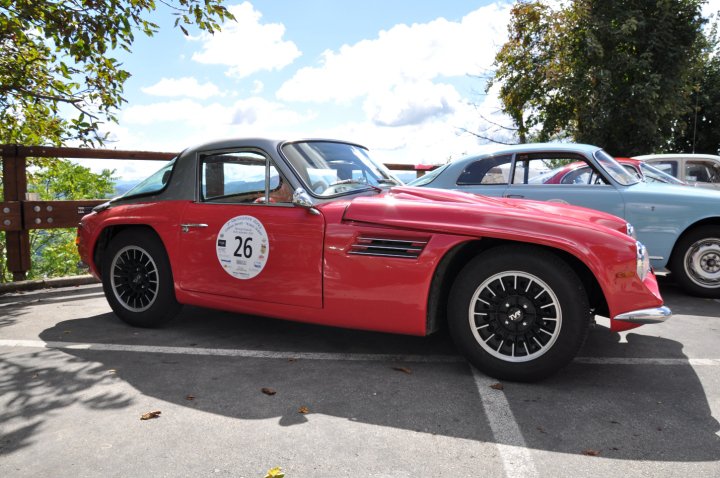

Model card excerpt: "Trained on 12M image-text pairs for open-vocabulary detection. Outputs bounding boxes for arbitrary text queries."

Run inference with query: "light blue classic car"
[408,143,720,297]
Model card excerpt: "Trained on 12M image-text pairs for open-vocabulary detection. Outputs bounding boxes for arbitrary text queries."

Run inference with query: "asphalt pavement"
[0,279,718,477]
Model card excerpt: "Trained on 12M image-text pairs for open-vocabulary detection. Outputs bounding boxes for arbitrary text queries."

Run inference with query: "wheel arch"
[93,224,164,277]
[426,239,608,334]
[667,217,720,270]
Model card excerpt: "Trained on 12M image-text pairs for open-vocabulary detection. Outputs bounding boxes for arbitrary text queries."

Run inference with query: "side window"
[652,160,678,178]
[685,160,720,184]
[560,166,592,184]
[457,154,512,185]
[200,151,293,204]
[516,154,607,185]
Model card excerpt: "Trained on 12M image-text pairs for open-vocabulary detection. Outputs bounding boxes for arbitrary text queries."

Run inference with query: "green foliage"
[672,19,720,154]
[0,160,116,282]
[490,0,713,155]
[0,0,235,145]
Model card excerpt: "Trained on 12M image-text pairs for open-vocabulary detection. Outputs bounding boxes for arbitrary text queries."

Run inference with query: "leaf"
[261,388,276,396]
[582,449,600,456]
[298,406,309,414]
[490,383,504,391]
[392,366,412,374]
[185,395,195,401]
[264,467,285,478]
[140,410,161,420]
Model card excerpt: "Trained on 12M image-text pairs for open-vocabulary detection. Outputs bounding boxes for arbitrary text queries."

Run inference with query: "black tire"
[101,229,182,327]
[448,245,591,382]
[669,225,720,298]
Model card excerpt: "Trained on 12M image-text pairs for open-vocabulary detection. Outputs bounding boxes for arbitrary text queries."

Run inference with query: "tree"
[489,2,572,143]
[489,0,710,155]
[671,20,720,154]
[1,0,234,280]
[1,0,234,145]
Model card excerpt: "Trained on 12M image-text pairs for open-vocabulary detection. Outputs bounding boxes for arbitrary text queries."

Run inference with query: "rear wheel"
[101,229,181,327]
[448,245,591,382]
[670,225,720,298]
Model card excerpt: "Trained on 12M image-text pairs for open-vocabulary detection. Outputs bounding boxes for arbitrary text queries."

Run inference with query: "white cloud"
[141,77,222,99]
[121,97,313,132]
[363,81,460,127]
[276,3,510,104]
[191,2,301,78]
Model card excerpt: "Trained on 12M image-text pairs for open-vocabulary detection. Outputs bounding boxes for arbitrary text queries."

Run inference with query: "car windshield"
[281,141,401,197]
[639,162,686,185]
[120,159,176,198]
[594,150,639,186]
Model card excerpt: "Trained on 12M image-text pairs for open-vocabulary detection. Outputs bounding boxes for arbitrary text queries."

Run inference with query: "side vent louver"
[349,235,429,259]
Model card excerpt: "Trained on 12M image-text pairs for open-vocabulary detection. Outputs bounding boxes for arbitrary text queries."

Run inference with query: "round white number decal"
[216,216,269,279]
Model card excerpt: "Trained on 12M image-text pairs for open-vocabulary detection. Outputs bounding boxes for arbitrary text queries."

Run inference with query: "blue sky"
[87,0,512,179]
[87,0,720,180]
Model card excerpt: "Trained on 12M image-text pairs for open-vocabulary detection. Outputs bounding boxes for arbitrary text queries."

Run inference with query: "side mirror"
[292,187,320,215]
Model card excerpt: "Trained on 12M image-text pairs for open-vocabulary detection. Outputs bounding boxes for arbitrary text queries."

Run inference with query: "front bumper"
[613,306,672,324]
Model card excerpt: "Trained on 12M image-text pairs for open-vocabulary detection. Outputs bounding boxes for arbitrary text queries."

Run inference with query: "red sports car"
[535,157,686,185]
[77,138,670,381]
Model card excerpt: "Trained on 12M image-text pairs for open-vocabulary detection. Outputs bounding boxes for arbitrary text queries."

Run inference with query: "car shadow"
[14,303,717,462]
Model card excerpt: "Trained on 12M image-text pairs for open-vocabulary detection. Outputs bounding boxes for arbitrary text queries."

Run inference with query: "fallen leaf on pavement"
[264,467,285,478]
[298,406,309,414]
[490,383,504,391]
[185,395,195,401]
[140,410,161,420]
[392,366,412,374]
[582,449,600,456]
[261,388,277,396]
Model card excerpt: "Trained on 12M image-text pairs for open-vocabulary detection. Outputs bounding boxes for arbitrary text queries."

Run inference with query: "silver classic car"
[409,143,720,298]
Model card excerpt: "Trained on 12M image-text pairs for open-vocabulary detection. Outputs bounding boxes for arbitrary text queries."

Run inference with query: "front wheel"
[448,245,591,382]
[101,229,182,327]
[670,225,720,298]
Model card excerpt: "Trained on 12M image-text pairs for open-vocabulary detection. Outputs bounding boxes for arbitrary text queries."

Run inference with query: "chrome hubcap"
[110,245,159,312]
[468,271,561,363]
[684,238,720,289]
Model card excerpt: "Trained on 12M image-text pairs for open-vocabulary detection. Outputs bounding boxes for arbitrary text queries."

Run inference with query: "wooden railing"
[0,144,435,281]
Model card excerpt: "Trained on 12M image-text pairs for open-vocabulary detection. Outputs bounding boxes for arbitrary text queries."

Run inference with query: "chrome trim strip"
[351,245,424,252]
[649,255,663,260]
[349,236,428,259]
[348,251,421,258]
[356,237,428,245]
[180,223,208,233]
[613,306,672,324]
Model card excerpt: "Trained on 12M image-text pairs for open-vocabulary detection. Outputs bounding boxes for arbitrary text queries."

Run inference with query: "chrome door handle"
[180,223,208,233]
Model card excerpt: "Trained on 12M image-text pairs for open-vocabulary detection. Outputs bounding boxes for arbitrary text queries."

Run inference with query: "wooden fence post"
[1,145,31,280]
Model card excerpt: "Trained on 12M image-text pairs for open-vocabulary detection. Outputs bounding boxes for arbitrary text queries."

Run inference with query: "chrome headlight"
[636,241,650,281]
[626,223,636,239]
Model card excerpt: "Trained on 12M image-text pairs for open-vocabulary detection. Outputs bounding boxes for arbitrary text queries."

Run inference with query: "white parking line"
[0,339,464,363]
[472,367,539,478]
[0,340,719,366]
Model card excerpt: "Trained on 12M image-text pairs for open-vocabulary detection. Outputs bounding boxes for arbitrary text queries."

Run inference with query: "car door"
[502,152,626,219]
[176,148,324,308]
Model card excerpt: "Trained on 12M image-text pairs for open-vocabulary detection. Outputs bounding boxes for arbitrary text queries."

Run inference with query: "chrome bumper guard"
[613,306,672,324]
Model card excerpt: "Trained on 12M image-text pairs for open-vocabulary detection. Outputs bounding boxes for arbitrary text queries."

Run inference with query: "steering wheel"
[311,180,329,194]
